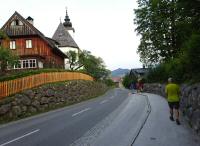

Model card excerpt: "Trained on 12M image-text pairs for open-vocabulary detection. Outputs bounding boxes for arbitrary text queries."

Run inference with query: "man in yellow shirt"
[165,77,181,125]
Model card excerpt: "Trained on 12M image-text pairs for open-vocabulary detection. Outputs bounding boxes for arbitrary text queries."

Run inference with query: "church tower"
[52,8,80,70]
[63,8,75,38]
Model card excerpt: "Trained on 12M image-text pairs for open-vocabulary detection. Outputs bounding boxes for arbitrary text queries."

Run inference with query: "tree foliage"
[135,0,200,83]
[66,50,110,80]
[79,50,110,80]
[66,50,80,70]
[122,73,137,89]
[0,31,19,73]
[134,0,180,66]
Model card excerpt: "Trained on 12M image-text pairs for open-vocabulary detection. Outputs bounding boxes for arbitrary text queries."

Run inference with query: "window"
[30,59,36,68]
[10,41,16,49]
[14,59,37,69]
[26,40,32,48]
[23,60,29,68]
[15,20,19,25]
[11,19,23,26]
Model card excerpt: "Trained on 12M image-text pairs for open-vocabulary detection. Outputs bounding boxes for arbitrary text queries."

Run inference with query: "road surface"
[0,89,199,146]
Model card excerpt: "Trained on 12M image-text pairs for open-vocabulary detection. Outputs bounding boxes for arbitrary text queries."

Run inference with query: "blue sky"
[0,0,142,70]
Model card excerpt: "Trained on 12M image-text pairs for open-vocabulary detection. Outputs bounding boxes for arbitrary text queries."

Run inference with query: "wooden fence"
[0,72,93,99]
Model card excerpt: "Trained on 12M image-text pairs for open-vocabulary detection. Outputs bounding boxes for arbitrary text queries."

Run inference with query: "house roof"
[1,11,67,58]
[1,11,43,37]
[112,77,122,83]
[45,37,67,58]
[52,23,79,48]
[130,68,149,76]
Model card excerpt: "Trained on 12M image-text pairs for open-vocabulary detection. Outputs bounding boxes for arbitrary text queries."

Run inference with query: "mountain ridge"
[111,68,130,77]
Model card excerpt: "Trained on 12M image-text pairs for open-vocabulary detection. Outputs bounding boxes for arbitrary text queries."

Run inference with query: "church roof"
[52,23,79,48]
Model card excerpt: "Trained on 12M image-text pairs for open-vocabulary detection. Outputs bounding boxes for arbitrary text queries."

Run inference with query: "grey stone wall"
[0,80,108,123]
[144,83,200,135]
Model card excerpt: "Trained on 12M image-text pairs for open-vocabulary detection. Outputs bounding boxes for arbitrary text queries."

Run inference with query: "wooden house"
[0,11,66,70]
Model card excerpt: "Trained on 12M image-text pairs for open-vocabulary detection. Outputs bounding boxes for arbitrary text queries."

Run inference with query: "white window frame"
[26,40,32,48]
[10,41,16,49]
[14,59,37,69]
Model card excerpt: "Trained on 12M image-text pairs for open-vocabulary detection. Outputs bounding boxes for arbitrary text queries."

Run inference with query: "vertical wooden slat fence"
[0,72,93,99]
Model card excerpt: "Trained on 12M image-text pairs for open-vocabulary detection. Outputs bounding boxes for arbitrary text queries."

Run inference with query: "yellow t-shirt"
[165,83,180,102]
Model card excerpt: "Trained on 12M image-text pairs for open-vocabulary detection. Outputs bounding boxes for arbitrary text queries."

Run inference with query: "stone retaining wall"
[144,83,200,135]
[0,80,108,123]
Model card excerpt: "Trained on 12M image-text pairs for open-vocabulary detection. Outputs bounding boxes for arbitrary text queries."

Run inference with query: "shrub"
[122,73,137,89]
[185,34,200,74]
[101,79,115,87]
[146,58,186,83]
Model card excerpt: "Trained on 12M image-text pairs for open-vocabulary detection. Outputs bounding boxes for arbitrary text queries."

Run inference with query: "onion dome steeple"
[63,8,72,28]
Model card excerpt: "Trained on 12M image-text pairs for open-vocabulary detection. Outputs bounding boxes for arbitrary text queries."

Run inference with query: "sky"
[0,0,142,70]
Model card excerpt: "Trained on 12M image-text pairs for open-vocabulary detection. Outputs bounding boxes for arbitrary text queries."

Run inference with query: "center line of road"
[100,100,108,104]
[0,129,40,146]
[72,108,91,117]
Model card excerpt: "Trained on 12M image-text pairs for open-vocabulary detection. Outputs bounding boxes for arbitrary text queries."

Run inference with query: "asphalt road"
[0,88,145,146]
[0,89,198,146]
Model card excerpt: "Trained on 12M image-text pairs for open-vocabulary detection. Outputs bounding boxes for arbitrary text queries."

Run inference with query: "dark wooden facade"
[1,11,66,70]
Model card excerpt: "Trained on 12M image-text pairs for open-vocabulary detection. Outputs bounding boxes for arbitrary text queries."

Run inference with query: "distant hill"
[111,68,130,77]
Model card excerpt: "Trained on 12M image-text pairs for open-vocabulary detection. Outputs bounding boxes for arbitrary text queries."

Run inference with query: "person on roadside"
[136,78,144,93]
[165,77,181,125]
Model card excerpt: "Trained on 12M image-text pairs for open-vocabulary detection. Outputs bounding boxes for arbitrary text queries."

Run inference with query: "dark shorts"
[168,102,180,110]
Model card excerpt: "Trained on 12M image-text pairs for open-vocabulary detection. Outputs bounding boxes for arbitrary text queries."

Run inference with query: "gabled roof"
[130,68,149,76]
[1,11,67,58]
[52,23,79,48]
[45,37,67,58]
[112,77,122,83]
[1,11,43,37]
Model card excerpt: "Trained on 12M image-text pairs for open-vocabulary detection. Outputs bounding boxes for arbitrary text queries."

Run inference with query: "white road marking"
[72,108,91,117]
[0,129,40,146]
[100,100,108,104]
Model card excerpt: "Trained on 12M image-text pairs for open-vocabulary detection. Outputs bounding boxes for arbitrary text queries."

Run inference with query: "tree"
[79,50,110,80]
[0,31,19,73]
[122,73,137,89]
[66,50,110,80]
[135,0,200,83]
[66,50,80,70]
[134,0,180,66]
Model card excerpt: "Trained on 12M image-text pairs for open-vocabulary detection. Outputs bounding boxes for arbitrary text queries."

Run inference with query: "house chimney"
[26,16,34,25]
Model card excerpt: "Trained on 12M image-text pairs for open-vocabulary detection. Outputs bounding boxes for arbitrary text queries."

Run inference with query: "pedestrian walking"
[165,77,181,125]
[136,78,144,93]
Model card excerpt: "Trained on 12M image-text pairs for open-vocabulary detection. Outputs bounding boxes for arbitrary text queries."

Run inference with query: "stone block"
[0,104,11,115]
[40,97,49,105]
[20,96,31,106]
[32,100,40,109]
[12,106,22,116]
